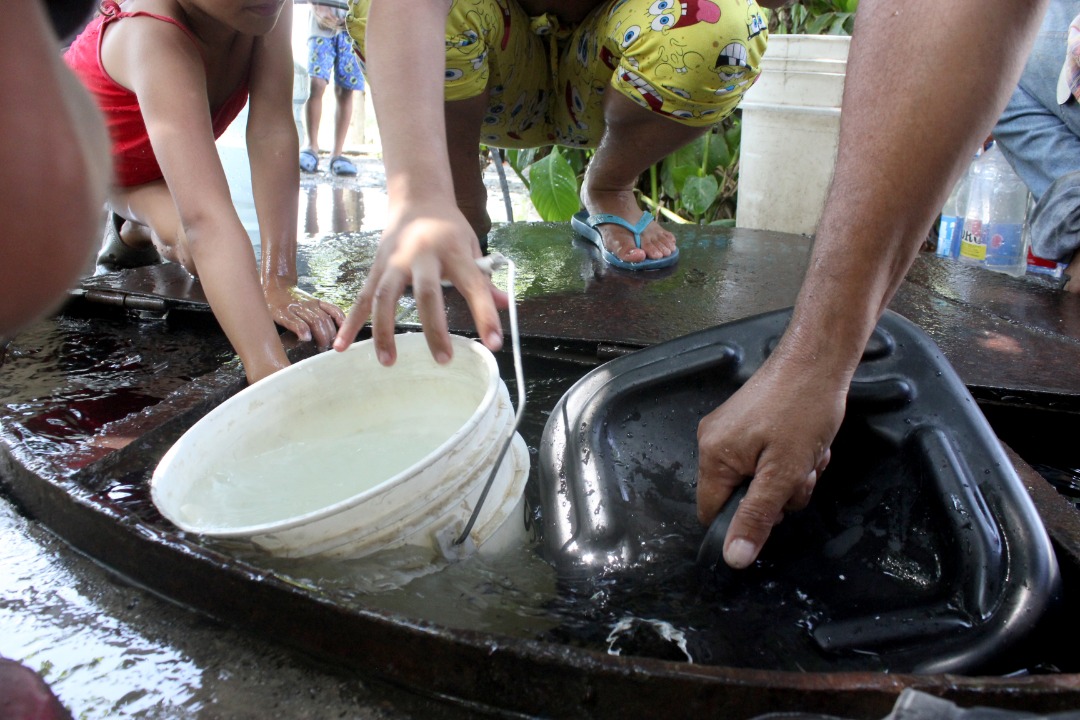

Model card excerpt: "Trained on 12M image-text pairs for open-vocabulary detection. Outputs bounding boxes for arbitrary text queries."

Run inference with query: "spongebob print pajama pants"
[346,0,768,149]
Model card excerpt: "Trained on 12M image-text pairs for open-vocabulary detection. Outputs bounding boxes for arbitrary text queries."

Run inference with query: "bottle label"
[959,220,1026,270]
[982,222,1026,270]
[937,215,961,258]
[959,220,986,261]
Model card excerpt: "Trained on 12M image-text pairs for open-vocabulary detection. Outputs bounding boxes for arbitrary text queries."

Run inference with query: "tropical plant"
[495,0,859,227]
[770,0,859,36]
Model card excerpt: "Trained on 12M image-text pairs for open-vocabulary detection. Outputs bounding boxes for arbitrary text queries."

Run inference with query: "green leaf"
[723,122,741,161]
[681,175,719,218]
[525,148,581,221]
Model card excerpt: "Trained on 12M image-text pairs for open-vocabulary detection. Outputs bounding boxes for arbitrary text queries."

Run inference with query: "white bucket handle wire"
[452,252,525,547]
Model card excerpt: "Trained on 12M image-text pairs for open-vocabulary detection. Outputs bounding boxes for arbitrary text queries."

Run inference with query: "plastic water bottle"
[936,155,978,259]
[958,143,1031,277]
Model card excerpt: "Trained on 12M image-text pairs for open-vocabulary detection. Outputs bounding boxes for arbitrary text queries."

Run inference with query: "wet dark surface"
[4,221,1080,717]
[538,310,1060,676]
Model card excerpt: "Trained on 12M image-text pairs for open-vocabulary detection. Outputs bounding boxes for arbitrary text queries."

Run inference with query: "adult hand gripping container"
[538,308,1060,674]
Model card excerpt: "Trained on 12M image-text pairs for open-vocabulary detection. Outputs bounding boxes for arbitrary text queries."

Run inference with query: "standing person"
[333,0,781,364]
[2,0,111,340]
[992,0,1080,292]
[64,0,345,385]
[299,2,364,177]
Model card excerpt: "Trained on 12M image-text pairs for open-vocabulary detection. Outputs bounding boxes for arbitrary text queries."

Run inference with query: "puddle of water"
[0,502,204,717]
[0,310,235,475]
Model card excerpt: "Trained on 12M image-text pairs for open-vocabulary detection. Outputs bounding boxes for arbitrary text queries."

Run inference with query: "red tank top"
[63,0,250,187]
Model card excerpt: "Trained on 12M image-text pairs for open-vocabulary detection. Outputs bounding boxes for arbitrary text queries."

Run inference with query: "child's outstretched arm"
[247,1,345,348]
[333,0,505,365]
[107,11,290,383]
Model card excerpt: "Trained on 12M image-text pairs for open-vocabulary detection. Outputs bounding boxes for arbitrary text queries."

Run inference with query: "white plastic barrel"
[736,34,850,236]
[150,333,530,562]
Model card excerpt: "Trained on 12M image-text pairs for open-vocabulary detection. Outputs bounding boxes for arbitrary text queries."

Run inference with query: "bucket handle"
[453,252,526,547]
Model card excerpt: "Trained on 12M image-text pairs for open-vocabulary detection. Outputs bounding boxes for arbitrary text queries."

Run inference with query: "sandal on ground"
[330,155,357,176]
[571,210,679,271]
[97,213,162,271]
[299,148,319,173]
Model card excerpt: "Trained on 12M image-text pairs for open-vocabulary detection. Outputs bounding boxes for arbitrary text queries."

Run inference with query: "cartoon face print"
[447,29,479,50]
[648,0,722,33]
[713,41,752,95]
[653,37,707,77]
[746,2,766,39]
[576,28,592,68]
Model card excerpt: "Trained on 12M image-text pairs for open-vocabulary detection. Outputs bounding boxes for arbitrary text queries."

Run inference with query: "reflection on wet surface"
[4,206,1080,714]
[0,503,202,716]
[0,309,234,475]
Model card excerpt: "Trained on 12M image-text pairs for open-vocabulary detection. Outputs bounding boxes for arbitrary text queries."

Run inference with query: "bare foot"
[580,187,676,264]
[118,219,154,251]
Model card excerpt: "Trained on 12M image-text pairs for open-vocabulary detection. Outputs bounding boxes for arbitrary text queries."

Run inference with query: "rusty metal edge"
[2,437,1080,718]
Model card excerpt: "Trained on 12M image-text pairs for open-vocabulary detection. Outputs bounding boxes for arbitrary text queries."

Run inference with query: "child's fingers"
[369,266,409,366]
[321,299,346,325]
[411,255,452,364]
[334,288,373,352]
[294,304,337,350]
[448,264,502,353]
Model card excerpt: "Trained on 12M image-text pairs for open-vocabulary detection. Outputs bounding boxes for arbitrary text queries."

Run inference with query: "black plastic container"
[538,308,1060,674]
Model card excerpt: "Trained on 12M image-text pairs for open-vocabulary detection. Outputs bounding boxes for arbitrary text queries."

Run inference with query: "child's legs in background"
[306,35,334,153]
[330,31,364,157]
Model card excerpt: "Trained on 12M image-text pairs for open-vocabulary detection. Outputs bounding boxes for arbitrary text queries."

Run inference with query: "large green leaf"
[681,175,720,218]
[526,148,581,221]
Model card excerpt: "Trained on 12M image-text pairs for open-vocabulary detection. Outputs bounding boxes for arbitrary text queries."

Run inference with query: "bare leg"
[445,92,492,244]
[582,90,707,263]
[332,85,354,157]
[110,181,194,271]
[305,77,328,154]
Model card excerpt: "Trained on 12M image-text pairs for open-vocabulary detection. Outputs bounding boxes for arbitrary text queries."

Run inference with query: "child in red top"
[66,0,344,384]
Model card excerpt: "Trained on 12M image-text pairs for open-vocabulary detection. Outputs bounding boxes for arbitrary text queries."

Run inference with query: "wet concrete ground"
[0,152,527,720]
[4,144,1080,717]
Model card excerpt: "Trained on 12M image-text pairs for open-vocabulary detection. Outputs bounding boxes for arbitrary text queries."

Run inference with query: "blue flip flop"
[571,210,679,271]
[299,148,318,173]
[330,155,358,176]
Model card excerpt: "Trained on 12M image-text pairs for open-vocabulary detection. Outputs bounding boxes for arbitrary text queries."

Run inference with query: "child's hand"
[333,200,507,364]
[263,280,345,350]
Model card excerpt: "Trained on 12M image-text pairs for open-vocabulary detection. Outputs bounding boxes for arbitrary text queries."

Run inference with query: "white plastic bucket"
[150,333,530,561]
[736,35,851,236]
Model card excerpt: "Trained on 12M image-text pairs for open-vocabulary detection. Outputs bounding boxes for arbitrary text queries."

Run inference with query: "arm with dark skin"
[696,0,1049,569]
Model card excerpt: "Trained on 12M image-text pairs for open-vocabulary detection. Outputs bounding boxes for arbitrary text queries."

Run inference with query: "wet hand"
[696,353,842,569]
[264,281,345,350]
[332,201,507,365]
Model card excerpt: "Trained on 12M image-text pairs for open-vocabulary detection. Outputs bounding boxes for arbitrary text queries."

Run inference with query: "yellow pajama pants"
[346,0,769,149]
